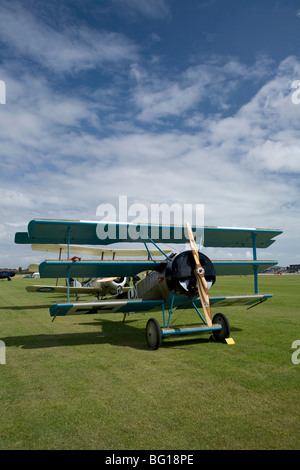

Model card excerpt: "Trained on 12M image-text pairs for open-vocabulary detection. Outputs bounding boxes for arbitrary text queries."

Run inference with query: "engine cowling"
[102,277,127,293]
[165,250,216,297]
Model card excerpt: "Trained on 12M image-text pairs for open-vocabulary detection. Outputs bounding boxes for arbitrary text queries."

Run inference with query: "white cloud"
[0,2,138,74]
[246,141,300,173]
[111,0,170,19]
[130,56,275,122]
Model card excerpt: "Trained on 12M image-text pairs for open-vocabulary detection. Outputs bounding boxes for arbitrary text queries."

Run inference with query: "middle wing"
[37,259,276,279]
[38,260,164,278]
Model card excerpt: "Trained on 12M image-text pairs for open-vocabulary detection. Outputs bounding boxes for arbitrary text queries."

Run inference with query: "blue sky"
[0,0,300,267]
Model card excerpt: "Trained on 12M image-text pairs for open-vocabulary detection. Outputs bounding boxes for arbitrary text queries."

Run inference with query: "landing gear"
[212,313,230,342]
[145,312,231,349]
[146,318,162,350]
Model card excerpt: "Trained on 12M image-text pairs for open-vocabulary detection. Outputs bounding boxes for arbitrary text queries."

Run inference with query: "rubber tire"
[212,313,230,342]
[146,318,162,350]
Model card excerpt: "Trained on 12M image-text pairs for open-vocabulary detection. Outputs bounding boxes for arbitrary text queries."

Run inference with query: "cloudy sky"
[0,0,300,268]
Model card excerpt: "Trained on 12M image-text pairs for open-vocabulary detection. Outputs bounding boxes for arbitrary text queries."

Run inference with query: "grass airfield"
[0,275,299,450]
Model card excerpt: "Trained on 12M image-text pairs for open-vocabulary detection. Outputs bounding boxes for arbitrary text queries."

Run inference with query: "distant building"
[262,266,284,273]
[287,264,300,273]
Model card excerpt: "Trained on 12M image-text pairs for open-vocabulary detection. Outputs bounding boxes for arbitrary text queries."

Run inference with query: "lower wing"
[49,293,272,317]
[26,285,101,295]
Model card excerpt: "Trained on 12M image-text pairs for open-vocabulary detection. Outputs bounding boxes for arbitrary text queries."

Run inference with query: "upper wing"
[202,226,282,248]
[15,219,282,248]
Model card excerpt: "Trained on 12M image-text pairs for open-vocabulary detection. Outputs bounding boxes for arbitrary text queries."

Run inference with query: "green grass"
[0,275,299,449]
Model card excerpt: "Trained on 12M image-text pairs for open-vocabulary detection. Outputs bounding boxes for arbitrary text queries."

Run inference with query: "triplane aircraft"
[15,219,282,349]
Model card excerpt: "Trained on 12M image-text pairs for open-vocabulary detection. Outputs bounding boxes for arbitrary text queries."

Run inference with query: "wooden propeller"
[96,277,118,283]
[186,221,212,327]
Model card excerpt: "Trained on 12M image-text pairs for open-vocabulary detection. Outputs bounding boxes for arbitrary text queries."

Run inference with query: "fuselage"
[128,250,216,301]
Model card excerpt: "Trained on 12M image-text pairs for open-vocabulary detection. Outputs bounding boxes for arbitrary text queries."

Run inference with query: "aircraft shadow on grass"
[2,314,242,351]
[0,305,52,310]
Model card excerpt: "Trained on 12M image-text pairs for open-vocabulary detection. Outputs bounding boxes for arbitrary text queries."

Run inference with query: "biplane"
[15,219,282,349]
[26,244,171,298]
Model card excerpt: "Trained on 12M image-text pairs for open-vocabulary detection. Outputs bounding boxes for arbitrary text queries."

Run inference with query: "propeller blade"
[185,221,200,265]
[95,277,117,283]
[186,222,212,327]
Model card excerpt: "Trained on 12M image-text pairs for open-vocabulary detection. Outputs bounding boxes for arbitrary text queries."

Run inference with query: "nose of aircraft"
[165,250,216,296]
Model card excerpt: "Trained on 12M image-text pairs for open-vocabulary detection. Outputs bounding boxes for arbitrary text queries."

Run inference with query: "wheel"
[212,313,230,342]
[146,318,162,350]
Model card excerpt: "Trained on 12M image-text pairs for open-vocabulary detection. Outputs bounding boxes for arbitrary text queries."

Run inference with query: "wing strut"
[144,235,171,260]
[67,227,71,301]
[251,233,259,293]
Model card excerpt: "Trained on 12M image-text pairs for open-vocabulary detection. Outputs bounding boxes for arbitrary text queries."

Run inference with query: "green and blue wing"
[50,293,272,317]
[38,260,163,278]
[15,219,282,248]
